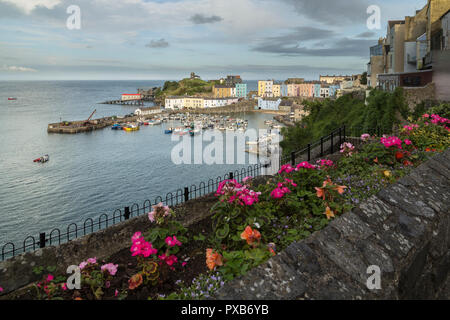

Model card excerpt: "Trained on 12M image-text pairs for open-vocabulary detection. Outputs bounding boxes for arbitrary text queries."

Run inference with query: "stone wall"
[403,82,437,110]
[214,149,450,300]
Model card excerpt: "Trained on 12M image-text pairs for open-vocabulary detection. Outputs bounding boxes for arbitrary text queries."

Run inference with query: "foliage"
[157,78,214,98]
[281,88,409,156]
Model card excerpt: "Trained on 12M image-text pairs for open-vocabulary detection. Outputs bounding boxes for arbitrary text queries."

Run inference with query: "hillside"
[154,78,221,100]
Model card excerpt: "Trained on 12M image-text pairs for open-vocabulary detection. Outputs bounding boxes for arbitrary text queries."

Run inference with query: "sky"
[0,0,428,80]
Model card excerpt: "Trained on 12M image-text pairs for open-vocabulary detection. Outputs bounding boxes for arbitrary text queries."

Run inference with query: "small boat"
[189,129,201,136]
[111,124,122,130]
[33,155,49,163]
[8,97,17,101]
[123,124,139,132]
[149,120,161,126]
[165,128,174,134]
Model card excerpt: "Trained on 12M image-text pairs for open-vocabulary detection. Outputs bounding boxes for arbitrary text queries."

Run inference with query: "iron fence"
[1,124,391,261]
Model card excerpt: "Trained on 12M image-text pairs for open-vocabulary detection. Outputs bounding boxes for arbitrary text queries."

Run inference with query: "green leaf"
[216,224,230,239]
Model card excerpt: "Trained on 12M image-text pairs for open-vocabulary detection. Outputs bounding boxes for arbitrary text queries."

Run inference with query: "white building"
[165,96,185,109]
[122,94,142,101]
[203,97,239,108]
[320,87,330,98]
[134,107,161,116]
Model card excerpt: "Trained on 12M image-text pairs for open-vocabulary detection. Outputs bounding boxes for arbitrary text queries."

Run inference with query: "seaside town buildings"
[367,0,450,101]
[165,96,239,110]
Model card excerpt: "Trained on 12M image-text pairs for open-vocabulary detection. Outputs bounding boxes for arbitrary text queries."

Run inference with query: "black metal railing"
[0,124,391,261]
[1,163,265,261]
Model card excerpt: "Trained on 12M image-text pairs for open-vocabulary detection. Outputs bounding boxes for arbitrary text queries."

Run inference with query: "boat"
[149,119,161,126]
[165,128,174,134]
[189,129,201,136]
[33,155,49,163]
[111,124,122,130]
[8,97,17,101]
[123,124,139,132]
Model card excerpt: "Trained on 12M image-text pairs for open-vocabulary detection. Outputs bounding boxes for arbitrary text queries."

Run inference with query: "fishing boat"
[33,155,49,163]
[123,124,139,132]
[8,97,17,101]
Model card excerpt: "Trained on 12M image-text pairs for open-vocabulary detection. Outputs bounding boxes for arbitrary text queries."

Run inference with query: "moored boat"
[123,124,139,132]
[33,154,49,163]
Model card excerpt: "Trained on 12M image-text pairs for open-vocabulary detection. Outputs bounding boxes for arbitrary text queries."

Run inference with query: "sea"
[0,80,275,247]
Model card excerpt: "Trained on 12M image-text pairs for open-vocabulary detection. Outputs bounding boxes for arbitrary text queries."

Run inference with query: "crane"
[84,109,97,126]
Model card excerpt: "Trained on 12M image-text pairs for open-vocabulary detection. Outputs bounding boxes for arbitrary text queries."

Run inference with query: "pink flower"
[296,161,316,170]
[165,236,182,247]
[423,114,429,118]
[361,133,371,141]
[404,139,412,146]
[87,257,97,264]
[61,283,67,291]
[278,164,295,174]
[316,159,334,168]
[380,136,402,149]
[242,176,252,183]
[101,263,118,276]
[46,274,54,282]
[0,287,3,293]
[105,281,111,289]
[148,211,155,222]
[115,289,119,297]
[182,262,187,267]
[270,188,286,199]
[79,261,88,270]
[165,255,178,267]
[148,203,171,223]
[131,232,142,242]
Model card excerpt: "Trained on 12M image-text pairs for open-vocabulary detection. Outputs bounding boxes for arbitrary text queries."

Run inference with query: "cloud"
[190,14,223,24]
[355,31,377,38]
[252,34,373,58]
[0,0,61,14]
[1,65,37,72]
[145,39,169,48]
[281,0,370,25]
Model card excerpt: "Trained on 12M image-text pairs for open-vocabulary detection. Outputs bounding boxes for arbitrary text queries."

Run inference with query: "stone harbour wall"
[214,149,450,300]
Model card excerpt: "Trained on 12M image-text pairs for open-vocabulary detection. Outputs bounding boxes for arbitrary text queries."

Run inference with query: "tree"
[360,72,368,85]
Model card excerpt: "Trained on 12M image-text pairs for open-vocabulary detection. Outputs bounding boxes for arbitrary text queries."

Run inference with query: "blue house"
[313,84,321,98]
[329,85,340,97]
[235,83,247,98]
[281,84,288,97]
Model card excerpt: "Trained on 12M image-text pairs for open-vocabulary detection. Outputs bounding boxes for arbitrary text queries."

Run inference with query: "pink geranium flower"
[46,274,54,282]
[101,263,118,276]
[165,236,182,247]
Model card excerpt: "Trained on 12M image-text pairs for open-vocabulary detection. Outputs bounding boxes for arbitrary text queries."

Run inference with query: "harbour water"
[0,80,274,246]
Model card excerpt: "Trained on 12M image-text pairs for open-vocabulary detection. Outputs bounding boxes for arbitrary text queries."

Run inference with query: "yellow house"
[184,97,204,109]
[272,84,281,97]
[213,85,233,98]
[258,80,274,97]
